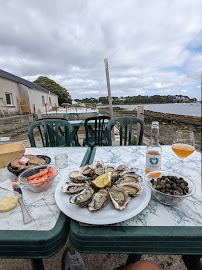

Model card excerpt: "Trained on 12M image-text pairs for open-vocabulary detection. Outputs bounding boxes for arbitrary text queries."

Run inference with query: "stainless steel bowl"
[144,171,196,206]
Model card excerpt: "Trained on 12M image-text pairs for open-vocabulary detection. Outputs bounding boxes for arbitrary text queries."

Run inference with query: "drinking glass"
[54,153,68,169]
[171,130,195,174]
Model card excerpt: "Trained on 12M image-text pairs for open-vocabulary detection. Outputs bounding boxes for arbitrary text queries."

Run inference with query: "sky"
[0,0,202,101]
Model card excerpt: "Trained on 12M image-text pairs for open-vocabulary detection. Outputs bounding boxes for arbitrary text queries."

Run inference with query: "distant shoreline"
[97,102,200,107]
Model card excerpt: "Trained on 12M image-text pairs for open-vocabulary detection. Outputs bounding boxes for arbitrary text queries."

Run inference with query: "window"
[49,97,51,106]
[5,93,13,106]
[42,96,45,106]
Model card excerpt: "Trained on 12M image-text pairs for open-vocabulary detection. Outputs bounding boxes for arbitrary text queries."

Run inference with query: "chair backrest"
[106,116,145,146]
[28,119,73,147]
[84,116,111,146]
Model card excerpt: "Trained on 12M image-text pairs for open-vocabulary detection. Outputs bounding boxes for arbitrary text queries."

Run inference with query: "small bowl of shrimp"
[18,165,59,192]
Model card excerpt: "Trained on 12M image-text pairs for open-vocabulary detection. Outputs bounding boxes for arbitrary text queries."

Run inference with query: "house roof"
[0,69,57,96]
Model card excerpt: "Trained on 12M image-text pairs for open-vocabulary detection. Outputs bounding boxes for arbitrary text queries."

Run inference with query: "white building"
[0,69,58,116]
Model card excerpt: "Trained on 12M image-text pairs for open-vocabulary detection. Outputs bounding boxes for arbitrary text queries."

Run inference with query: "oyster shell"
[70,186,94,207]
[104,164,116,173]
[120,168,138,176]
[61,182,86,194]
[69,171,88,183]
[92,161,104,175]
[88,189,109,212]
[112,165,129,180]
[109,187,131,210]
[79,165,95,178]
[117,174,143,184]
[116,182,144,197]
[115,165,129,172]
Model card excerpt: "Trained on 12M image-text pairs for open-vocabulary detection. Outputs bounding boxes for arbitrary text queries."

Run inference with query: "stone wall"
[0,114,35,135]
[40,112,98,120]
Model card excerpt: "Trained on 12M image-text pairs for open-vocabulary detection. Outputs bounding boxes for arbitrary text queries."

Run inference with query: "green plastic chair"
[106,116,145,146]
[28,119,74,147]
[83,116,111,148]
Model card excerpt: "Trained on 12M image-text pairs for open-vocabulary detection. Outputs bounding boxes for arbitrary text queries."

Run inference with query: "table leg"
[31,259,44,270]
[126,254,141,265]
[182,255,202,270]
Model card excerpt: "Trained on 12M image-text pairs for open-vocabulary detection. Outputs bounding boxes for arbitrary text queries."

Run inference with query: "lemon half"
[0,195,18,212]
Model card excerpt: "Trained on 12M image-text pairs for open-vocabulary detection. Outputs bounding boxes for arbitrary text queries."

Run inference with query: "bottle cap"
[152,121,159,127]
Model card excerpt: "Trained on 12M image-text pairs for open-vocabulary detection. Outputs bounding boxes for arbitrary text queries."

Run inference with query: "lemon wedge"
[92,172,112,188]
[12,181,21,187]
[104,172,112,187]
[92,173,107,188]
[0,195,18,212]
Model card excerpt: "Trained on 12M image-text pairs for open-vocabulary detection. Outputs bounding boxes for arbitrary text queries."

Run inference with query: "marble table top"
[91,145,202,227]
[0,147,89,231]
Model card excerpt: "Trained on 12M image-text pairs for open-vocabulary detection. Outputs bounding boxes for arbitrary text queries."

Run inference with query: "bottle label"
[146,153,161,172]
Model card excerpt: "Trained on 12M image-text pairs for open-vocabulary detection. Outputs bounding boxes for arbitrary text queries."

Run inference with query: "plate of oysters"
[55,161,151,225]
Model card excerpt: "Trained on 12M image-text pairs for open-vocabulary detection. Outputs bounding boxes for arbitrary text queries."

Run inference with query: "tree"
[98,97,108,104]
[33,76,72,105]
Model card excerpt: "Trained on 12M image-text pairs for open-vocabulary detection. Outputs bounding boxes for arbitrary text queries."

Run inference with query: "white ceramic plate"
[55,178,151,225]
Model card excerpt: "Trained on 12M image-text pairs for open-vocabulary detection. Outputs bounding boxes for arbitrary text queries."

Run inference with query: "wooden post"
[33,104,35,114]
[104,58,114,140]
[137,105,144,145]
[45,103,47,114]
[104,59,113,119]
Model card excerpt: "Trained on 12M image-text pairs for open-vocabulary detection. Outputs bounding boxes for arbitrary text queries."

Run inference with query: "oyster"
[115,165,129,172]
[61,182,86,194]
[117,174,143,184]
[92,161,104,175]
[116,182,144,197]
[104,164,116,173]
[79,165,95,178]
[120,168,138,176]
[69,171,88,183]
[109,187,131,210]
[88,189,109,212]
[112,165,129,180]
[70,186,94,207]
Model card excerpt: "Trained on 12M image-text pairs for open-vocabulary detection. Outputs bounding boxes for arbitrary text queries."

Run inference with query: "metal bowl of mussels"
[144,171,196,206]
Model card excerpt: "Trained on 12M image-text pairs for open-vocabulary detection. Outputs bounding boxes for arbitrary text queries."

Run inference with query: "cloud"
[0,0,201,100]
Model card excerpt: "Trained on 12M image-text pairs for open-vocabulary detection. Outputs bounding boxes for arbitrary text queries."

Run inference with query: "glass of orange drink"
[171,130,195,173]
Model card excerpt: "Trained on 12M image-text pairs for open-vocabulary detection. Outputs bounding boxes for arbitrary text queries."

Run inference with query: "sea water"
[98,103,201,117]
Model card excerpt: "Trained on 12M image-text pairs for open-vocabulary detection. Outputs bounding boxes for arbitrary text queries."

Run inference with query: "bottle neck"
[149,126,160,146]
